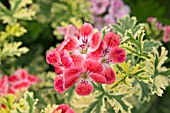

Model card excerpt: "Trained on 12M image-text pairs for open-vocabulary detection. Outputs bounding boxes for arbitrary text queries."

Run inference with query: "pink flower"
[163,25,170,42]
[52,104,75,113]
[46,23,126,96]
[147,17,163,30]
[147,17,157,23]
[63,59,107,96]
[90,0,109,15]
[8,69,39,93]
[89,0,130,29]
[0,76,9,96]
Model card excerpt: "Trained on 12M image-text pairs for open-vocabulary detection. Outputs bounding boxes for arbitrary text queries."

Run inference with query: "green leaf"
[138,81,151,102]
[158,70,170,76]
[0,42,29,59]
[143,40,161,53]
[83,94,103,113]
[0,0,35,24]
[26,94,35,113]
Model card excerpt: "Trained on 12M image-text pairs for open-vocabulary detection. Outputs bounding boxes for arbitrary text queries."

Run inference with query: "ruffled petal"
[60,50,74,68]
[75,79,94,96]
[28,75,39,84]
[54,63,64,75]
[65,25,79,39]
[102,67,116,84]
[83,59,103,73]
[53,104,69,113]
[46,49,60,65]
[71,53,86,66]
[62,37,79,52]
[88,31,102,52]
[14,81,30,89]
[89,73,107,84]
[109,47,126,63]
[54,75,66,94]
[8,75,19,83]
[0,76,9,96]
[104,32,120,48]
[64,67,83,89]
[56,38,70,53]
[87,40,106,61]
[80,23,94,42]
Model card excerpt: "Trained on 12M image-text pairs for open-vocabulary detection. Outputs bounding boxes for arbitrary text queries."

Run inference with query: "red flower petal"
[28,75,39,84]
[102,67,116,84]
[104,32,120,48]
[53,104,69,113]
[80,23,94,38]
[65,25,79,39]
[88,31,102,52]
[75,80,94,96]
[54,75,66,94]
[64,67,83,89]
[46,49,60,65]
[71,54,85,66]
[60,50,74,68]
[54,64,64,75]
[109,47,126,63]
[8,75,19,83]
[0,76,9,96]
[87,40,106,61]
[56,38,70,53]
[8,86,16,94]
[62,37,79,52]
[14,81,30,89]
[83,59,103,73]
[89,73,107,84]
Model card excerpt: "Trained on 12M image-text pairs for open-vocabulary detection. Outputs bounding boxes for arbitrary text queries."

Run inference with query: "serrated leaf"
[0,42,29,59]
[0,0,35,24]
[106,94,132,113]
[158,70,170,76]
[143,40,161,53]
[152,75,169,96]
[137,81,151,102]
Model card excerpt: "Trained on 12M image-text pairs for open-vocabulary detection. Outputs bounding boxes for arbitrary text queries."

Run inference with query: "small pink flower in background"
[163,26,170,42]
[52,104,75,113]
[0,76,8,96]
[109,0,130,18]
[8,69,39,91]
[0,69,39,96]
[90,0,109,15]
[46,23,126,96]
[89,0,130,30]
[147,17,163,30]
[147,17,157,23]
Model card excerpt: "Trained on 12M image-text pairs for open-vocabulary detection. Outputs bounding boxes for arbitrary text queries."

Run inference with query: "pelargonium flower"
[0,76,8,96]
[89,0,109,15]
[8,69,39,93]
[0,69,39,96]
[52,104,75,113]
[89,0,130,30]
[163,25,170,42]
[147,17,163,30]
[46,23,126,96]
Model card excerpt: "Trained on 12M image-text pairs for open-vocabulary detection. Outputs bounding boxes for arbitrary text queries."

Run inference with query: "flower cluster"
[89,0,130,29]
[0,69,39,96]
[52,104,75,113]
[46,23,126,96]
[147,17,170,42]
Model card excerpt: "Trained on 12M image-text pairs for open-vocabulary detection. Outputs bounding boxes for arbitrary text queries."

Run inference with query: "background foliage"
[0,0,170,113]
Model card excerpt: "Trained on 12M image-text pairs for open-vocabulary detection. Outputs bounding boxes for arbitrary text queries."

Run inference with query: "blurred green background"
[0,0,170,113]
